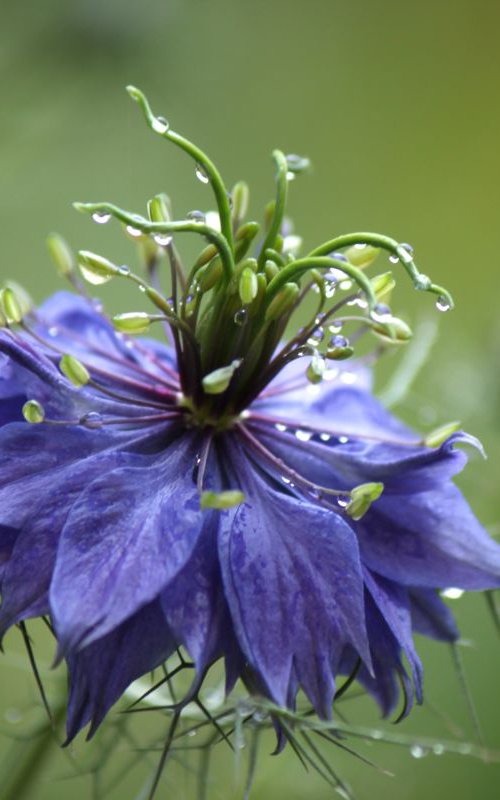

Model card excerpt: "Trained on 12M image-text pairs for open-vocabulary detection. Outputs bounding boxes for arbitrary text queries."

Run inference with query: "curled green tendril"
[126,85,234,252]
[73,202,235,283]
[309,233,454,309]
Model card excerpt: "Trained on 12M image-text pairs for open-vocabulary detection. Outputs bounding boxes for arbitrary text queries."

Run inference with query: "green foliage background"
[1,1,499,797]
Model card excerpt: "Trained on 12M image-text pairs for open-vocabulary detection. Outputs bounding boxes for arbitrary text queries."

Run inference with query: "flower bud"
[371,271,396,302]
[235,221,260,261]
[22,399,45,424]
[372,316,412,344]
[59,354,90,387]
[78,251,119,285]
[306,354,325,384]
[198,257,223,291]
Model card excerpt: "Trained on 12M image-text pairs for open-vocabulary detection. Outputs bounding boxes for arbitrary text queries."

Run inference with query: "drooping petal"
[50,431,207,651]
[218,435,371,716]
[409,588,459,642]
[66,598,176,740]
[357,484,500,590]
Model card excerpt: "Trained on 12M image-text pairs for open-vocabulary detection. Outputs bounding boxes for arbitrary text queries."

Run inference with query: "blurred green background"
[1,0,500,797]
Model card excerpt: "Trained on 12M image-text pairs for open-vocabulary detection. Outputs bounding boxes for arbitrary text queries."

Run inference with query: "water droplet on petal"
[152,116,169,134]
[81,412,104,429]
[436,295,451,312]
[432,744,445,756]
[295,429,313,442]
[48,326,59,337]
[195,164,209,184]
[275,423,287,432]
[319,432,331,442]
[338,435,349,444]
[234,309,247,326]
[281,476,291,485]
[440,587,464,600]
[340,371,357,385]
[337,494,351,508]
[371,303,392,323]
[286,171,296,181]
[329,322,344,334]
[118,265,130,276]
[389,254,399,264]
[92,212,111,224]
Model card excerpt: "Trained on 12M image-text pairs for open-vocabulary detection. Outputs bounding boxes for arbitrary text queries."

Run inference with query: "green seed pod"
[78,251,119,285]
[265,282,300,322]
[59,354,90,387]
[22,399,45,424]
[47,233,74,276]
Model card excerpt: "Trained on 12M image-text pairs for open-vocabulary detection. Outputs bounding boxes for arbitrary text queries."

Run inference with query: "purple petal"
[66,598,175,740]
[218,435,371,716]
[409,588,459,642]
[50,432,206,651]
[357,484,500,590]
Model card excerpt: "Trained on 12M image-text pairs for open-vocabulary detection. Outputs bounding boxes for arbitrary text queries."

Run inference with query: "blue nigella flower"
[1,87,499,749]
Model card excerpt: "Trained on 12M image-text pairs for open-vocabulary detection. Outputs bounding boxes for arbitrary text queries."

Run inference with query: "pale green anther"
[424,421,461,448]
[231,181,249,223]
[200,490,246,510]
[265,260,279,281]
[265,282,300,322]
[47,233,74,276]
[4,281,33,317]
[59,354,90,387]
[0,287,23,324]
[198,258,223,291]
[234,221,260,261]
[372,316,412,344]
[325,344,354,361]
[194,244,218,269]
[145,286,173,315]
[148,193,172,223]
[113,312,152,334]
[306,354,325,384]
[346,482,384,521]
[22,399,45,424]
[239,267,258,305]
[345,244,380,269]
[78,251,119,286]
[371,271,396,302]
[202,359,242,395]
